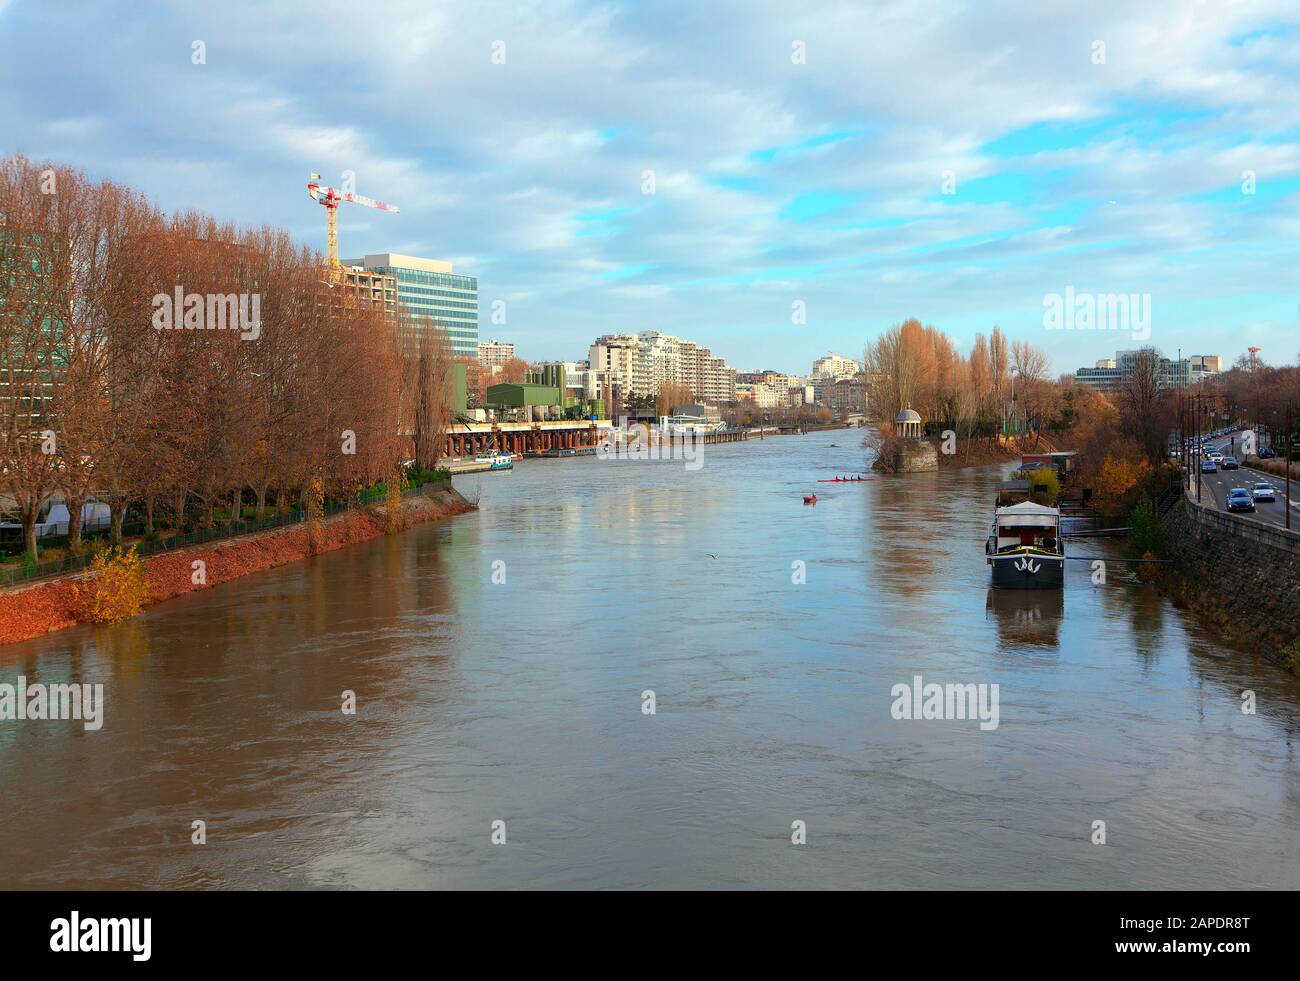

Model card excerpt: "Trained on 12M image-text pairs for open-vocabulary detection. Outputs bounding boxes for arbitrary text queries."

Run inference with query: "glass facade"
[364,262,479,357]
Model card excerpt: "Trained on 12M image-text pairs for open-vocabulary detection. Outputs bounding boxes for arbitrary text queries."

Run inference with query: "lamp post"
[1195,392,1202,503]
[1198,396,1214,505]
[1177,348,1184,480]
[1177,369,1186,479]
[1181,382,1190,483]
[1287,401,1293,531]
[1009,366,1019,438]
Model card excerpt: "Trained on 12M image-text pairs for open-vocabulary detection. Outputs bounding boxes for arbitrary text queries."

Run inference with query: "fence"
[0,479,451,588]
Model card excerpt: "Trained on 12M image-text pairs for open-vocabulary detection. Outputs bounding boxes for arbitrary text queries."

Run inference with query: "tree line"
[863,318,1055,442]
[0,155,450,558]
[858,317,1292,503]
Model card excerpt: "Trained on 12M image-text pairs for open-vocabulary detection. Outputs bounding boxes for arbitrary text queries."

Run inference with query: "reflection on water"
[985,588,1064,650]
[1,434,1299,890]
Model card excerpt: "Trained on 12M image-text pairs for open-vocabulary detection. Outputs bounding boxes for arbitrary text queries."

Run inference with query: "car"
[1259,447,1277,459]
[1200,459,1217,473]
[1252,482,1276,502]
[1208,451,1224,463]
[1227,488,1255,512]
[1221,456,1239,470]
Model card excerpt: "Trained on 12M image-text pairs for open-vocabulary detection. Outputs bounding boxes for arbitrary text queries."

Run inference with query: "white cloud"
[2,0,1299,370]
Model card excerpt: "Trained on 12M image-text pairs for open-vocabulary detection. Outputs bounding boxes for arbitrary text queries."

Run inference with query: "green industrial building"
[485,364,601,420]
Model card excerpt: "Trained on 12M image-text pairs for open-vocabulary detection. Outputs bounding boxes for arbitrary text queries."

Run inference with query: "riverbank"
[0,485,475,648]
[943,435,1056,469]
[871,433,1051,472]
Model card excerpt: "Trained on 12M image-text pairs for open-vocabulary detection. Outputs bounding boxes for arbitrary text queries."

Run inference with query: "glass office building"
[351,253,479,357]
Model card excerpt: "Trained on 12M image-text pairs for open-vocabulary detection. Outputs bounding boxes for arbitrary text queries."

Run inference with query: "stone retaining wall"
[1161,492,1300,665]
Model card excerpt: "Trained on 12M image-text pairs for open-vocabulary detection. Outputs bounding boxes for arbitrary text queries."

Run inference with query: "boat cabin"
[989,501,1062,553]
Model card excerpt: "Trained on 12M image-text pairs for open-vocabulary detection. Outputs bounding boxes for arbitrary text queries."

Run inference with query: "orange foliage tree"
[1093,454,1149,516]
[0,153,423,561]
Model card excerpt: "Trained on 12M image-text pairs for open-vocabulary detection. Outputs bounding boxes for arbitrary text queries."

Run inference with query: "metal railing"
[0,479,451,587]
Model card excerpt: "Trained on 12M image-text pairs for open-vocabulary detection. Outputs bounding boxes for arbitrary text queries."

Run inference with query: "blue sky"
[3,0,1300,375]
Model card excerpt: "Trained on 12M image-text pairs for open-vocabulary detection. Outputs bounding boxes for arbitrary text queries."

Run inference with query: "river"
[2,432,1298,889]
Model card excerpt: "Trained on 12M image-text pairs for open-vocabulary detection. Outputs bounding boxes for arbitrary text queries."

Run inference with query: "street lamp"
[1003,366,1019,439]
[1276,404,1294,531]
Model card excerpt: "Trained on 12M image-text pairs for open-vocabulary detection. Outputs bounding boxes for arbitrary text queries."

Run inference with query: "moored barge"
[985,501,1065,590]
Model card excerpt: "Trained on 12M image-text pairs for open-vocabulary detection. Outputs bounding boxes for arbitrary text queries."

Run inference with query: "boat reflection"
[985,587,1064,650]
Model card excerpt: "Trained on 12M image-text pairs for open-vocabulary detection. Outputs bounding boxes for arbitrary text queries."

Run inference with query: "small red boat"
[803,493,817,505]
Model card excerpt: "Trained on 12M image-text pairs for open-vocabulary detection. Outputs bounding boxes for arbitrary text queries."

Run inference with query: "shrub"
[385,468,407,535]
[1026,467,1060,506]
[305,477,326,554]
[1128,495,1165,560]
[82,545,148,623]
[403,465,451,486]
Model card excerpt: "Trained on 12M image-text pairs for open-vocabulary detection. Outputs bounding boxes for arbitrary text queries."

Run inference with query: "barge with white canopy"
[985,501,1065,590]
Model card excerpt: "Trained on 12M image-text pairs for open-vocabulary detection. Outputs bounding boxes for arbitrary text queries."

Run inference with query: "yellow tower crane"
[306,173,400,278]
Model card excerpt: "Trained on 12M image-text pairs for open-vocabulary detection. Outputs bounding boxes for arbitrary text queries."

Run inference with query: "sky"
[3,0,1300,376]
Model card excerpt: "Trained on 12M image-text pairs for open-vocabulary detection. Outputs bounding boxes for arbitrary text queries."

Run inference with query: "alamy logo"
[151,287,262,340]
[890,674,1000,731]
[596,419,704,471]
[0,676,103,731]
[1043,286,1150,340]
[50,911,151,961]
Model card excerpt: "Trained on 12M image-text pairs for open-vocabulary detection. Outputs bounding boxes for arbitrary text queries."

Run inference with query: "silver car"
[1252,482,1276,503]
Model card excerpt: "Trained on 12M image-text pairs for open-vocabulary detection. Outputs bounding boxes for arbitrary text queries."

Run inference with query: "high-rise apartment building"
[589,331,737,403]
[812,353,861,381]
[478,339,515,367]
[589,333,648,396]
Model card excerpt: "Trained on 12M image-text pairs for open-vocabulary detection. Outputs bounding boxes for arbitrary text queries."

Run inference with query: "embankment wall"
[1161,493,1300,668]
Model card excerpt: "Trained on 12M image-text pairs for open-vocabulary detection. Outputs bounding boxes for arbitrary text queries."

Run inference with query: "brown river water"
[1,434,1298,888]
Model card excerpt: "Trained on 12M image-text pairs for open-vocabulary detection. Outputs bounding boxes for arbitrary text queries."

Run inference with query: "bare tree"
[0,157,86,557]
[1118,348,1169,462]
[410,317,452,471]
[0,152,441,559]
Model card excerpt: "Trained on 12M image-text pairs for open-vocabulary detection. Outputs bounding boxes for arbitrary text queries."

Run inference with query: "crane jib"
[305,182,399,213]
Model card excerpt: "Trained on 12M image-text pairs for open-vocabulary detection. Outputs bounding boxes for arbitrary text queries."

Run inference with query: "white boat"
[474,452,514,471]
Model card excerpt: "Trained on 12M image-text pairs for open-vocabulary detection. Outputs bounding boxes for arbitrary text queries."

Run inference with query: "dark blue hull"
[987,549,1065,590]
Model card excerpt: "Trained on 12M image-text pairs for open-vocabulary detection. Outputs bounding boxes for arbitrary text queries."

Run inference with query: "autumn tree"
[497,357,533,384]
[656,380,693,417]
[408,317,452,471]
[1117,348,1174,464]
[0,152,435,559]
[0,157,85,557]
